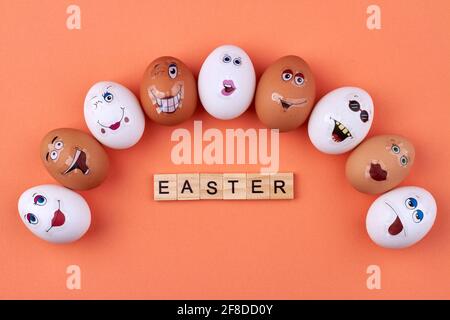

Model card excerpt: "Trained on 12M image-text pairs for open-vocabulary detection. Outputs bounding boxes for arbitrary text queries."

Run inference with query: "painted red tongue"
[332,133,342,142]
[51,209,65,228]
[388,216,403,235]
[109,122,120,130]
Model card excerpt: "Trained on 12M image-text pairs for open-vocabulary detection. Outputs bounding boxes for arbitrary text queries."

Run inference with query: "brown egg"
[140,56,197,125]
[40,128,109,190]
[255,55,316,132]
[345,134,415,194]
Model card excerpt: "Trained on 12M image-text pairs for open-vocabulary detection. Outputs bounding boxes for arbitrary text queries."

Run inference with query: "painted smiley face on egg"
[346,135,415,194]
[40,128,109,190]
[366,186,436,249]
[84,81,145,149]
[140,56,197,126]
[198,45,256,120]
[308,87,374,154]
[255,55,316,132]
[18,184,91,243]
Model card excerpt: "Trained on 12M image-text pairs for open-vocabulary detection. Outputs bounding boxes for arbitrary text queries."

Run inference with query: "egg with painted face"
[366,186,436,249]
[308,87,374,154]
[346,135,415,194]
[255,55,316,132]
[40,128,109,190]
[198,45,256,120]
[84,81,145,149]
[18,184,91,243]
[140,56,197,125]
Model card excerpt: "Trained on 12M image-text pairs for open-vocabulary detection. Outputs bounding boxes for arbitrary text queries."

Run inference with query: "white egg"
[307,87,374,154]
[84,81,145,149]
[18,184,91,244]
[198,45,256,120]
[366,186,437,249]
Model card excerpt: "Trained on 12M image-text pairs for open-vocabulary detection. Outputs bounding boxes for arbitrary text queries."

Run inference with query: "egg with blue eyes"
[366,186,437,249]
[40,128,109,190]
[84,81,145,149]
[198,45,256,120]
[307,87,374,154]
[18,184,91,243]
[345,135,415,194]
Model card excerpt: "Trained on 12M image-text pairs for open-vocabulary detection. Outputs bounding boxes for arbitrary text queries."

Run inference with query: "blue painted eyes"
[33,194,47,206]
[102,91,114,103]
[413,209,424,223]
[405,197,418,209]
[25,213,38,225]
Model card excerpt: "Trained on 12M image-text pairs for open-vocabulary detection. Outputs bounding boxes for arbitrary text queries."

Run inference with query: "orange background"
[1,0,449,299]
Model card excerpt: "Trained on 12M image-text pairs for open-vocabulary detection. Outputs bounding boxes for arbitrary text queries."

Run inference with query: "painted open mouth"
[369,162,388,181]
[97,107,125,131]
[62,148,89,175]
[221,80,236,96]
[385,202,404,236]
[331,118,352,142]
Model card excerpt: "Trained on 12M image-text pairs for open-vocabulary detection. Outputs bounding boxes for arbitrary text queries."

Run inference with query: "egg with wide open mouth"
[366,186,436,249]
[40,128,109,190]
[308,87,374,154]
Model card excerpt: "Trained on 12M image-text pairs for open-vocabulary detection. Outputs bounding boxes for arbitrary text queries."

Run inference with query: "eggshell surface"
[346,134,415,194]
[366,186,436,249]
[308,87,374,154]
[40,128,109,190]
[140,56,197,126]
[255,55,316,131]
[18,184,91,243]
[198,45,256,120]
[84,81,145,149]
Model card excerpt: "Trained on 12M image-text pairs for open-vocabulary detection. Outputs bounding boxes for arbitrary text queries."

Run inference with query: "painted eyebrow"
[153,64,160,69]
[32,193,36,197]
[51,136,58,144]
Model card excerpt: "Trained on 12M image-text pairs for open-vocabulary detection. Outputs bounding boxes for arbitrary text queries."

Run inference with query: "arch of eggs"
[18,45,436,249]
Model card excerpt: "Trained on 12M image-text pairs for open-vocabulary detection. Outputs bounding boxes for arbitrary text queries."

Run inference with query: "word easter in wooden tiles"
[153,173,294,201]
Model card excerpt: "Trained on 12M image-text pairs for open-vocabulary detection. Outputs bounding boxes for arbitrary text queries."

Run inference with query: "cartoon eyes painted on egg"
[400,155,409,166]
[33,194,47,206]
[54,141,64,150]
[233,57,242,66]
[102,91,114,103]
[412,209,424,223]
[281,69,293,81]
[222,54,232,63]
[168,63,178,79]
[405,197,418,209]
[25,213,39,225]
[391,144,401,154]
[294,73,305,86]
[50,150,58,160]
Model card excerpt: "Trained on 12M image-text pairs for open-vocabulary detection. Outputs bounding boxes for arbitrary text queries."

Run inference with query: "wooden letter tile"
[223,173,246,200]
[270,172,294,200]
[177,173,200,200]
[200,173,223,200]
[154,174,177,201]
[246,173,270,200]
